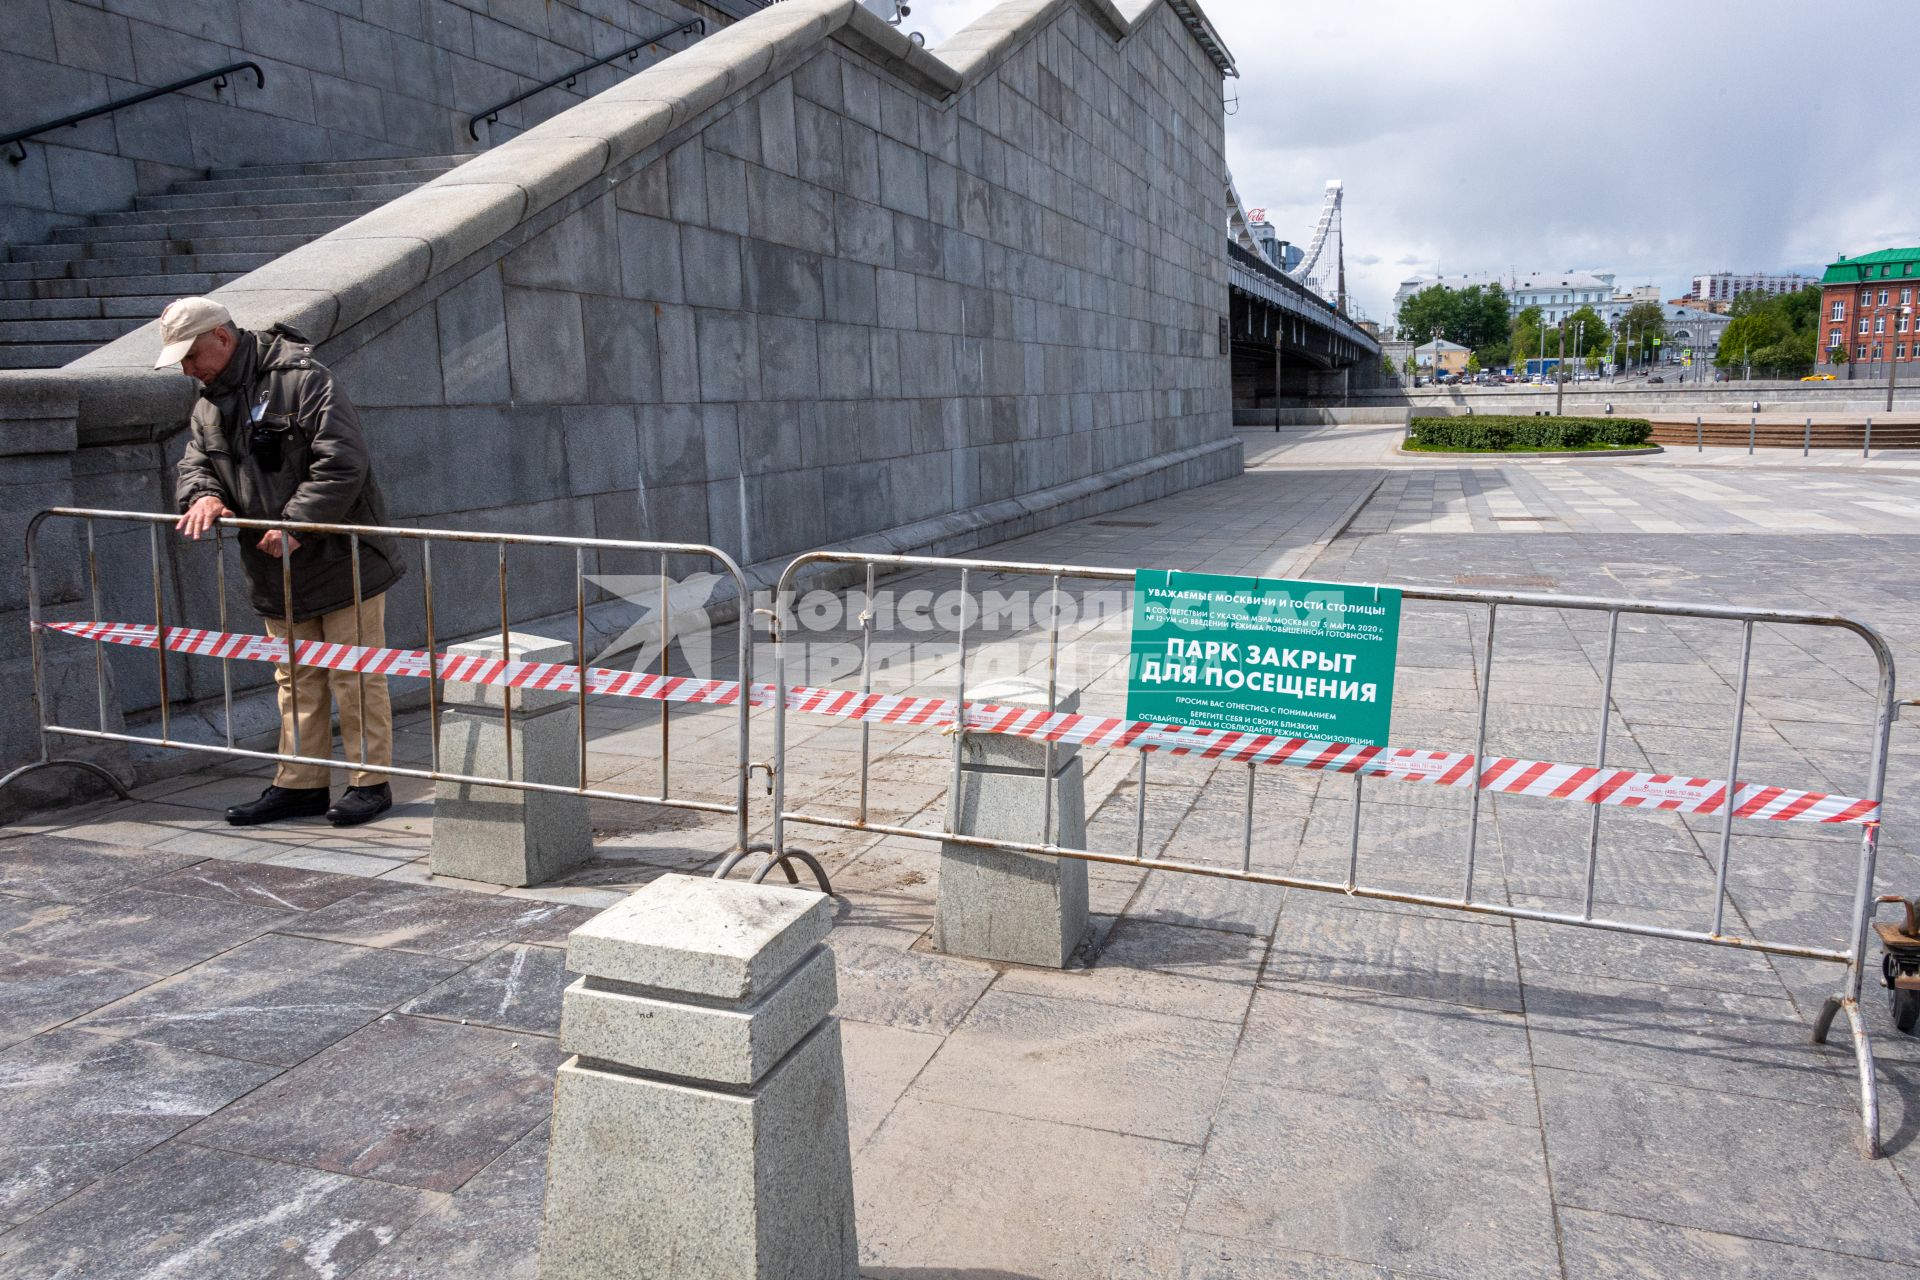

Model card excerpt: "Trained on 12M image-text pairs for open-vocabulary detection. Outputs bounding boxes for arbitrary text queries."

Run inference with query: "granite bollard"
[429,632,591,886]
[538,873,858,1279]
[935,677,1090,967]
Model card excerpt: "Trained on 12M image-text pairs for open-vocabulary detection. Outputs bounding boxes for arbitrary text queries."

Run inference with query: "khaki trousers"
[264,593,392,789]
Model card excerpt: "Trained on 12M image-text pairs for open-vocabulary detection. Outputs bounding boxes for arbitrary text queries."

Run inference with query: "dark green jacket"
[175,325,402,622]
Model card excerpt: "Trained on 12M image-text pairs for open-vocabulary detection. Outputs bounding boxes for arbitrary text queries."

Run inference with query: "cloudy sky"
[901,0,1920,322]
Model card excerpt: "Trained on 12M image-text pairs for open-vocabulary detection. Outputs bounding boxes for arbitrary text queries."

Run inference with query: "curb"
[1394,445,1665,460]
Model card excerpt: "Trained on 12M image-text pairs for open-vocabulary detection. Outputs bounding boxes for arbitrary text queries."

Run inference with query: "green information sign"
[1125,570,1403,745]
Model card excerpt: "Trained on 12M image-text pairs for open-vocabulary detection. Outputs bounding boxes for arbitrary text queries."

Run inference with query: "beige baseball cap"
[154,297,233,368]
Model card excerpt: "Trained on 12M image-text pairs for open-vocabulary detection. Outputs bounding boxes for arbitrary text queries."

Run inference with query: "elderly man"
[162,297,402,827]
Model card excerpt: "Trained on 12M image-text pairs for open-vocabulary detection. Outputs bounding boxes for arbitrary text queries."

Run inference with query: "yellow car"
[1801,373,1837,381]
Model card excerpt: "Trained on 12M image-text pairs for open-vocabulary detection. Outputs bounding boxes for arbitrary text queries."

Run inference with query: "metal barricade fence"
[5,507,757,854]
[757,549,1899,1158]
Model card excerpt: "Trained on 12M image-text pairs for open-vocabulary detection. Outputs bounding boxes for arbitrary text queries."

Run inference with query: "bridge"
[1225,176,1381,413]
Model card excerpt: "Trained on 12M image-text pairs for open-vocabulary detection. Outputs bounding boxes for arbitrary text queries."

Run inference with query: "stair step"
[8,243,87,265]
[14,233,316,263]
[0,295,182,320]
[0,317,142,343]
[2,149,476,366]
[0,343,101,369]
[136,182,420,212]
[204,153,472,180]
[0,271,251,301]
[53,213,366,244]
[85,200,389,231]
[174,164,458,195]
[6,252,279,282]
[0,298,112,321]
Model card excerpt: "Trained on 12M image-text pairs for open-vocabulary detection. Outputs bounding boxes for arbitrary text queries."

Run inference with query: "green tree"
[1714,286,1822,376]
[1396,285,1452,343]
[1465,353,1482,375]
[1562,306,1611,356]
[1396,282,1512,351]
[1458,284,1511,351]
[1508,305,1547,370]
[1717,310,1789,371]
[1402,353,1418,377]
[1618,301,1666,365]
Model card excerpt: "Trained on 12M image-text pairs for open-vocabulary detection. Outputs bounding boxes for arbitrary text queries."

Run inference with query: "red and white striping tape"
[39,620,1880,826]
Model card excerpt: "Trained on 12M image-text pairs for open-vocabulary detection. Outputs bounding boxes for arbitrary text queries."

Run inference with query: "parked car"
[1801,373,1837,382]
[1648,374,1665,384]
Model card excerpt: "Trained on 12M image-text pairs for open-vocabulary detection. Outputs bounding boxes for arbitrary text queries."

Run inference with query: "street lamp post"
[1555,323,1566,415]
[1890,305,1912,412]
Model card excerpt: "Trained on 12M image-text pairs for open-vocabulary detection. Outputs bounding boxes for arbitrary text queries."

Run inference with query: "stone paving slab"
[346,1126,548,1280]
[909,987,1240,1145]
[401,941,572,1037]
[853,1098,1198,1279]
[72,932,466,1066]
[1183,1080,1562,1280]
[0,1141,440,1279]
[1536,1067,1920,1265]
[0,834,209,906]
[279,881,598,960]
[2,433,1919,1274]
[184,1013,562,1193]
[0,1028,281,1225]
[0,950,158,1051]
[0,886,293,976]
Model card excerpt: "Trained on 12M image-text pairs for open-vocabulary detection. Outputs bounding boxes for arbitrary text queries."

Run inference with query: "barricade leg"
[430,632,590,886]
[935,677,1089,967]
[538,874,858,1279]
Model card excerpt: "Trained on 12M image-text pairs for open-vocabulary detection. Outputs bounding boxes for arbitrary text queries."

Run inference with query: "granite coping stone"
[564,872,832,1001]
[439,631,578,713]
[561,944,837,1085]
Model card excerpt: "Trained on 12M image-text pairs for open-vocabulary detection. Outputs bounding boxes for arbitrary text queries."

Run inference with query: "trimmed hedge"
[1408,416,1652,451]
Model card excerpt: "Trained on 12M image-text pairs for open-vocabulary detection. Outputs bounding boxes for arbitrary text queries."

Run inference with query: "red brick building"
[1819,247,1920,374]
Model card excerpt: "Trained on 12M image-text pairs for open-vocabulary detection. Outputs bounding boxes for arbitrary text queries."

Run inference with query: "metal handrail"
[466,17,705,141]
[4,62,265,165]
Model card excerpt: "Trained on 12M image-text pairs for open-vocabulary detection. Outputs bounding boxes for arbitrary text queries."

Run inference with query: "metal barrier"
[4,508,760,859]
[759,549,1899,1157]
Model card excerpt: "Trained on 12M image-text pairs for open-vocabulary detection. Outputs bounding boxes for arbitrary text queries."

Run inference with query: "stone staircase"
[0,154,470,370]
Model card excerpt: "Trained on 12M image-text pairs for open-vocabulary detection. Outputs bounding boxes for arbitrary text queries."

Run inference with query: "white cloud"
[906,0,1920,319]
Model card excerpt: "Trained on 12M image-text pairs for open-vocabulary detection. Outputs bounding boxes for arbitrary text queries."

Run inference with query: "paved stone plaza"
[5,425,1920,1276]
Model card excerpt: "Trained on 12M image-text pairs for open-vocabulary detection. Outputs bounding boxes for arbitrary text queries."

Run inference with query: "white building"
[1390,271,1730,358]
[1392,269,1622,328]
[1688,271,1816,305]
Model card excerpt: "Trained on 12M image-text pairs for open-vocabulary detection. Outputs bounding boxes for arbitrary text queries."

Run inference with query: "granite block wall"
[0,0,1241,806]
[0,0,725,245]
[324,0,1236,587]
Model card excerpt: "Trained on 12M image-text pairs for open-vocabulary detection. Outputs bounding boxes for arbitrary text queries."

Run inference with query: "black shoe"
[226,785,330,826]
[327,783,393,827]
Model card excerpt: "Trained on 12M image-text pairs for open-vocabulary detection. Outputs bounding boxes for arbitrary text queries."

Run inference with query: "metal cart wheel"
[1893,985,1919,1036]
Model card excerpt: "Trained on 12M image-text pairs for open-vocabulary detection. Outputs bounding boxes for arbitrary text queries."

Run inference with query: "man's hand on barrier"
[176,495,233,540]
[257,528,301,558]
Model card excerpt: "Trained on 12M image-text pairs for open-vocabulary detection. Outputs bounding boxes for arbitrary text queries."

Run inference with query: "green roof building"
[1820,248,1920,374]
[1821,248,1920,285]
